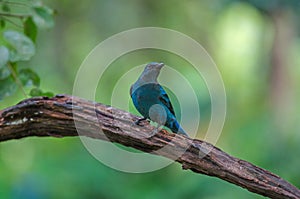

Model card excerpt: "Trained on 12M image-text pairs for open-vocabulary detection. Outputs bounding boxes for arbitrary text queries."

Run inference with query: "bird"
[130,62,188,136]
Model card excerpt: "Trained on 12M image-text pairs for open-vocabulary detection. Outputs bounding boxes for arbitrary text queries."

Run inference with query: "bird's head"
[131,62,164,94]
[139,62,164,83]
[144,62,164,71]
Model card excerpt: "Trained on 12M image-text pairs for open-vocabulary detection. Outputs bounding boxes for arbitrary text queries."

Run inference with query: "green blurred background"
[1,0,300,198]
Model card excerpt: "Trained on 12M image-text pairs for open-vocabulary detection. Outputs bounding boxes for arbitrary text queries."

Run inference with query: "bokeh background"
[1,0,300,198]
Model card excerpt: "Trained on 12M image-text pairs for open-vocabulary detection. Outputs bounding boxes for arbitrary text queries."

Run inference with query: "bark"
[0,95,299,199]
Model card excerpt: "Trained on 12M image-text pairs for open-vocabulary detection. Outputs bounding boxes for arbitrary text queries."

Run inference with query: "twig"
[1,16,23,28]
[0,12,29,19]
[0,1,30,7]
[7,63,28,98]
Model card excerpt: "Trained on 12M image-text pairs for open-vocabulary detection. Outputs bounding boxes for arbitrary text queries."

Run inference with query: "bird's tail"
[169,119,188,136]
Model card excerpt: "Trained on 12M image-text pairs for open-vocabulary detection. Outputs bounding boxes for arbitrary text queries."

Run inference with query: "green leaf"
[0,45,9,68]
[29,87,43,97]
[0,45,10,80]
[24,17,38,42]
[0,67,10,80]
[19,68,40,87]
[29,88,54,97]
[31,5,54,28]
[0,18,5,28]
[42,91,54,97]
[3,30,35,62]
[0,76,17,100]
[2,3,10,12]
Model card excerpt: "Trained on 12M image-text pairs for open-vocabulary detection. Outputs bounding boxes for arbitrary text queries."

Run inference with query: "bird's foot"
[135,117,148,126]
[149,125,162,137]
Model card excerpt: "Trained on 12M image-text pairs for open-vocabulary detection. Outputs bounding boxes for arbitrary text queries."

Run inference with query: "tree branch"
[0,12,29,18]
[0,95,299,199]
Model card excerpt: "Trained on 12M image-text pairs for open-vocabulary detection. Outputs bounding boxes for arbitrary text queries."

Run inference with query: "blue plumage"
[130,62,188,136]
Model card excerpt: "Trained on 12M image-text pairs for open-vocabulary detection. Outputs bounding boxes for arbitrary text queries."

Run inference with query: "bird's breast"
[131,83,162,116]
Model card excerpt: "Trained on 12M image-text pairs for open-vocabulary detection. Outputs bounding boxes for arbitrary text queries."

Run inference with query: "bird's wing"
[158,85,176,116]
[129,84,133,96]
[130,83,137,96]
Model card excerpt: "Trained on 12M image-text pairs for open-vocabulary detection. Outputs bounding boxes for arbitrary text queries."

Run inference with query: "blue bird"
[130,62,188,136]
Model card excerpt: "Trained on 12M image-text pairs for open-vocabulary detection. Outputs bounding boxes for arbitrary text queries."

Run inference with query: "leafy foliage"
[3,30,35,62]
[0,0,54,100]
[0,1,299,199]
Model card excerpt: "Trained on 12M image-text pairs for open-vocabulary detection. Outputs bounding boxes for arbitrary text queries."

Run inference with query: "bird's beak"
[157,63,164,69]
